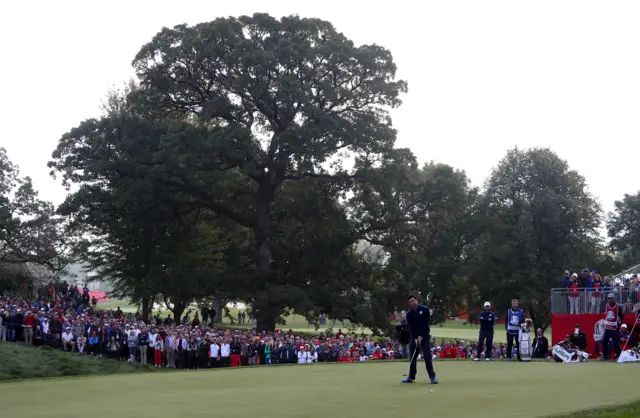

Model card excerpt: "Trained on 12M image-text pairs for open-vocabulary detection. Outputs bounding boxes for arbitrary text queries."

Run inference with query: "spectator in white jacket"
[307,346,318,363]
[298,346,309,364]
[209,340,220,368]
[220,339,231,368]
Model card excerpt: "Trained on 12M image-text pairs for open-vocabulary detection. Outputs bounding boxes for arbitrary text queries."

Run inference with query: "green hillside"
[0,343,156,381]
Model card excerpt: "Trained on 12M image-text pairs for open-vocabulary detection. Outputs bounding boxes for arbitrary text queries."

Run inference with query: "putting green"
[1,361,637,418]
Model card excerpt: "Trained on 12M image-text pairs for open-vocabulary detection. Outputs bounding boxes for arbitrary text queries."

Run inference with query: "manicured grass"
[97,298,137,312]
[0,343,154,381]
[1,360,638,417]
[432,322,510,343]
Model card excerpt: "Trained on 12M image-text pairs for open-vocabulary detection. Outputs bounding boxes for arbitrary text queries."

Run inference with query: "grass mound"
[0,343,154,381]
[549,400,640,418]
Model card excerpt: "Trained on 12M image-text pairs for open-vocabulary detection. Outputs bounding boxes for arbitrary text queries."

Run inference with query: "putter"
[402,341,420,376]
[622,306,640,352]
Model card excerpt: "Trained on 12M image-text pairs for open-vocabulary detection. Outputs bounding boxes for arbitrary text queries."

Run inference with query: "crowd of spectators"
[0,281,562,367]
[559,270,640,314]
[0,282,415,368]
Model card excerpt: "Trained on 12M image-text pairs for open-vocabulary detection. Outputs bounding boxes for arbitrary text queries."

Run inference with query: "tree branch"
[281,172,360,182]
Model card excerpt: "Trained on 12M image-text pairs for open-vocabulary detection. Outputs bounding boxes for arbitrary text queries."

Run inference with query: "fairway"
[2,361,638,418]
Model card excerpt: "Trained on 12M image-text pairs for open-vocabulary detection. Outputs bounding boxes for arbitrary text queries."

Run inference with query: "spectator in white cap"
[475,301,495,361]
[61,327,75,352]
[620,324,636,348]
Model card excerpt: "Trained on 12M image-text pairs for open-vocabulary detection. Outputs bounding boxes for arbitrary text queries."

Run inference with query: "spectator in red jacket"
[23,311,36,345]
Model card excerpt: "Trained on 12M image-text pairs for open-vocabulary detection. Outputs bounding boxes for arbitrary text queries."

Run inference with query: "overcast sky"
[1,1,638,218]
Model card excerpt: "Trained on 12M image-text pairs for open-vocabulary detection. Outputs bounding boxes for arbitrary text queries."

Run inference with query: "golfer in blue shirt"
[402,294,438,384]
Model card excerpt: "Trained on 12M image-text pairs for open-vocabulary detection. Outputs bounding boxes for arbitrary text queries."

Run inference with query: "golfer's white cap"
[622,324,628,329]
[483,301,491,307]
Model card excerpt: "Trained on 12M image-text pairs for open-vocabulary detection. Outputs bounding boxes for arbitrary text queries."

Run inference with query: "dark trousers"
[409,338,436,380]
[602,329,621,359]
[477,330,494,358]
[199,352,209,369]
[176,350,186,369]
[186,351,197,369]
[506,333,520,360]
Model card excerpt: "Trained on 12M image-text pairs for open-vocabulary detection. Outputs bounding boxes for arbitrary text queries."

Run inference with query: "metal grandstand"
[613,263,640,279]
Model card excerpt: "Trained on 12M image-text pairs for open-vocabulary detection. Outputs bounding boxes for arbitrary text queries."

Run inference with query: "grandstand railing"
[551,288,639,314]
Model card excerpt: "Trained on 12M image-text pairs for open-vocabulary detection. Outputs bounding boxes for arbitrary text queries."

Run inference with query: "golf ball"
[430,390,433,393]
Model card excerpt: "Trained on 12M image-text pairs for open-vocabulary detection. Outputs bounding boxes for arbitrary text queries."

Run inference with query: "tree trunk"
[212,299,222,324]
[149,295,156,319]
[253,183,277,332]
[141,298,150,322]
[256,315,277,333]
[172,301,187,324]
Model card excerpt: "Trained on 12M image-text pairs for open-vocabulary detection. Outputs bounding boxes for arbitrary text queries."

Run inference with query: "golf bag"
[519,326,532,362]
[617,347,640,363]
[552,343,589,363]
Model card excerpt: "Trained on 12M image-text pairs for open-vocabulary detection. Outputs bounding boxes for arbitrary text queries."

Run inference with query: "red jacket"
[569,282,580,297]
[23,315,35,327]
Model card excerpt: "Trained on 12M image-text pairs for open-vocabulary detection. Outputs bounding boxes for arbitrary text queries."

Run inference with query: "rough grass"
[0,343,156,381]
[549,400,640,418]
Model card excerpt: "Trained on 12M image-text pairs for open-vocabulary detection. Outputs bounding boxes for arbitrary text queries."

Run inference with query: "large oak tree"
[50,14,413,331]
[130,14,409,330]
[472,147,603,330]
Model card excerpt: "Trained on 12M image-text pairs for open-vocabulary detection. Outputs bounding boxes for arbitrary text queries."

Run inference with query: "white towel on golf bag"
[617,350,640,363]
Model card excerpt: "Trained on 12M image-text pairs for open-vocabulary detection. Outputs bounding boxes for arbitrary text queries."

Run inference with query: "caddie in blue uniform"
[475,301,495,361]
[402,294,438,384]
[505,298,525,361]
